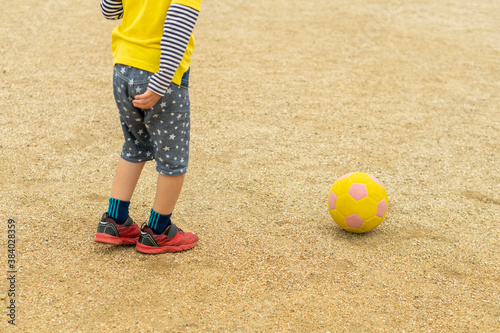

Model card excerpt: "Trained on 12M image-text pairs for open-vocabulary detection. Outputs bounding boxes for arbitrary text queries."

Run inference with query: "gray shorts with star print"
[113,64,190,175]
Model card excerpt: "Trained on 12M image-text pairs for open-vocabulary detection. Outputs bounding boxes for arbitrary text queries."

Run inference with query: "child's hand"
[133,89,162,109]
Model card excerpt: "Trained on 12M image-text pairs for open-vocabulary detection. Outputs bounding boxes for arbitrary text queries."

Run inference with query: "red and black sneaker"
[94,213,140,245]
[135,223,198,254]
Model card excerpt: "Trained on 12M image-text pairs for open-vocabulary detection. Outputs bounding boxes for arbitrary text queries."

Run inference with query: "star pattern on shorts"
[116,71,189,175]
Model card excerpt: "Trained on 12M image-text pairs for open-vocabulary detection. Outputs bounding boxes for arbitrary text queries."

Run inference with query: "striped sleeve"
[100,0,123,20]
[148,4,200,96]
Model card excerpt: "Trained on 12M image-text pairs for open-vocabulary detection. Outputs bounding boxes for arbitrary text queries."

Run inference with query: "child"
[94,0,202,254]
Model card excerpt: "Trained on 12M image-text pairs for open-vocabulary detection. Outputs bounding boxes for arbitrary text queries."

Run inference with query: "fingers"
[132,89,161,109]
[133,92,146,100]
[132,96,150,109]
[132,101,149,109]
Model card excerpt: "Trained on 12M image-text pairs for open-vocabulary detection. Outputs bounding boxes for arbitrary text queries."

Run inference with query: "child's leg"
[110,157,147,201]
[95,157,145,244]
[137,171,198,253]
[147,173,185,234]
[105,157,146,223]
[152,174,186,215]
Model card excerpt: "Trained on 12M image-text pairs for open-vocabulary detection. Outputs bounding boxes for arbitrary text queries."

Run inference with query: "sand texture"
[0,0,499,331]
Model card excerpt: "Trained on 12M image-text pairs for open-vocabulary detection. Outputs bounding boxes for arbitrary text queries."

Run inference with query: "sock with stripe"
[107,198,130,224]
[148,209,172,234]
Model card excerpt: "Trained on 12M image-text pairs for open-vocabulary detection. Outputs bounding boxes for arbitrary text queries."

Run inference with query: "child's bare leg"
[136,172,197,253]
[152,173,186,215]
[95,158,145,244]
[110,157,146,201]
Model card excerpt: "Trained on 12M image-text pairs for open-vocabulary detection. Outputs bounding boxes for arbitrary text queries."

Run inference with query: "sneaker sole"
[94,233,139,245]
[135,240,198,254]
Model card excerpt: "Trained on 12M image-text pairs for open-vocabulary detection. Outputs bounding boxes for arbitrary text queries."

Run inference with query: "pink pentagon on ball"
[345,214,364,228]
[348,183,367,200]
[369,174,384,187]
[376,199,388,218]
[328,192,337,210]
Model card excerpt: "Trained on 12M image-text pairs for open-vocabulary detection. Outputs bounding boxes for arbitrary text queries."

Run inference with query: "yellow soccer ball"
[328,172,389,233]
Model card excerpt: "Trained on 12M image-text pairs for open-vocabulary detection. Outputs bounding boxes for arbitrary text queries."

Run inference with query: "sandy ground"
[0,0,499,331]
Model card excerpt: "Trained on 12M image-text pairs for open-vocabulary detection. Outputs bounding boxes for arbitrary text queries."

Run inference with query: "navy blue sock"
[148,209,172,234]
[107,198,130,224]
